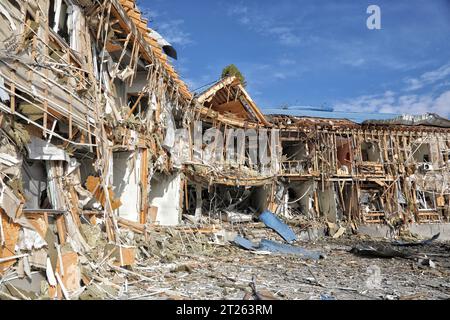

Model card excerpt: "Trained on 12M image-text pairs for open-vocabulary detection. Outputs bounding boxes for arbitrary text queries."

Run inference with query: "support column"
[195,184,203,220]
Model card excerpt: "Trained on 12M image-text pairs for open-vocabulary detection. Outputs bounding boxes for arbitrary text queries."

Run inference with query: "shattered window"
[48,0,71,44]
[416,190,436,211]
[411,143,431,163]
[6,0,20,11]
[360,190,383,212]
[361,141,381,162]
[21,160,51,210]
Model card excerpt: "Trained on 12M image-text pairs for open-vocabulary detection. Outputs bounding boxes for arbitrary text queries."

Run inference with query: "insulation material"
[0,180,22,219]
[318,185,339,223]
[0,153,20,173]
[28,248,47,269]
[0,140,22,176]
[27,136,70,162]
[0,2,17,31]
[223,211,253,223]
[16,227,47,251]
[0,75,10,101]
[171,128,190,167]
[162,102,176,149]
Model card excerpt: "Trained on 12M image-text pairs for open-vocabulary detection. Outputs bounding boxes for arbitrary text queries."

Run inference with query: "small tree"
[221,64,246,87]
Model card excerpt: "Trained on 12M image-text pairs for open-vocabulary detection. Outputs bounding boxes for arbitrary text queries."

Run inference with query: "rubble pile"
[0,0,449,300]
[1,206,450,300]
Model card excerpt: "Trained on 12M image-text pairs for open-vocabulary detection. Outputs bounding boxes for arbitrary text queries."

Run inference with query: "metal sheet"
[259,210,297,243]
[258,239,324,260]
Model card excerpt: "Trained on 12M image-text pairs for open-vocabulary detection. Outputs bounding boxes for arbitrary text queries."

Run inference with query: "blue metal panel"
[258,239,323,260]
[259,210,297,243]
[233,235,257,250]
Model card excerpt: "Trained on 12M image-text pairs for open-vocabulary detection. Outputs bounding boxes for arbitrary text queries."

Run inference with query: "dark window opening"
[48,0,70,44]
[7,0,21,11]
[417,190,436,211]
[22,160,52,210]
[361,141,381,162]
[127,94,149,117]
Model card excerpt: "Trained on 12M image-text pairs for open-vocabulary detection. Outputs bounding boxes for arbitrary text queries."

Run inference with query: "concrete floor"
[119,235,450,300]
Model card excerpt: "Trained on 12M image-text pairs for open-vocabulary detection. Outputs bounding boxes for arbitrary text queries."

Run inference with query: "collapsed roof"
[114,0,191,99]
[197,76,271,126]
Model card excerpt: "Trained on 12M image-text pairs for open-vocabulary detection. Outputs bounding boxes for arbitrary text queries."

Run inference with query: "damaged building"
[0,0,449,300]
[269,113,450,227]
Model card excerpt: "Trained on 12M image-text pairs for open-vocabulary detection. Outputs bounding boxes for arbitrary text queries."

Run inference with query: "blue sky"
[138,0,450,117]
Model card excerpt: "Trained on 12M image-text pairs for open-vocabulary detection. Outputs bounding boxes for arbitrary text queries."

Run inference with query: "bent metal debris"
[0,0,450,300]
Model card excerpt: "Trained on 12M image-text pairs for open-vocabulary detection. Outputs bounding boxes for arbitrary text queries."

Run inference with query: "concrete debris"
[350,245,408,259]
[223,211,254,223]
[332,226,346,239]
[392,233,440,246]
[418,258,436,269]
[0,0,448,301]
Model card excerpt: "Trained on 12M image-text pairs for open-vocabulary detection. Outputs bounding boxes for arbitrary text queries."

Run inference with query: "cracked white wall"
[149,172,182,226]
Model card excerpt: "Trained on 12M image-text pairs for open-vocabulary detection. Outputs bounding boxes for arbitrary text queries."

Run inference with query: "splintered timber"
[0,0,449,301]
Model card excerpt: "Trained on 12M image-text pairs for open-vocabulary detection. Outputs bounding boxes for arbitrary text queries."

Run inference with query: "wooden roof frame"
[108,0,192,101]
[197,76,271,127]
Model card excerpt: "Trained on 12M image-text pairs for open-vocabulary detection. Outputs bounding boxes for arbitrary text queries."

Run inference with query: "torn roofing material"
[258,239,324,260]
[259,210,297,243]
[233,235,257,251]
[116,0,191,99]
[148,29,177,60]
[233,235,324,260]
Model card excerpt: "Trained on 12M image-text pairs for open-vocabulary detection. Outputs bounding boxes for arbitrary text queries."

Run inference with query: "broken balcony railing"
[281,160,310,175]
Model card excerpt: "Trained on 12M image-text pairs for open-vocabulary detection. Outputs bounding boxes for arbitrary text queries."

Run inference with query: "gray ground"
[89,224,450,300]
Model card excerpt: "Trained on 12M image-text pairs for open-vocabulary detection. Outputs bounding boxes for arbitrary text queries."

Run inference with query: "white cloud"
[141,9,160,20]
[404,62,450,91]
[334,90,450,117]
[156,19,193,47]
[226,4,302,47]
[274,72,288,79]
[333,61,450,118]
[227,6,248,16]
[278,58,296,66]
[139,4,194,48]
